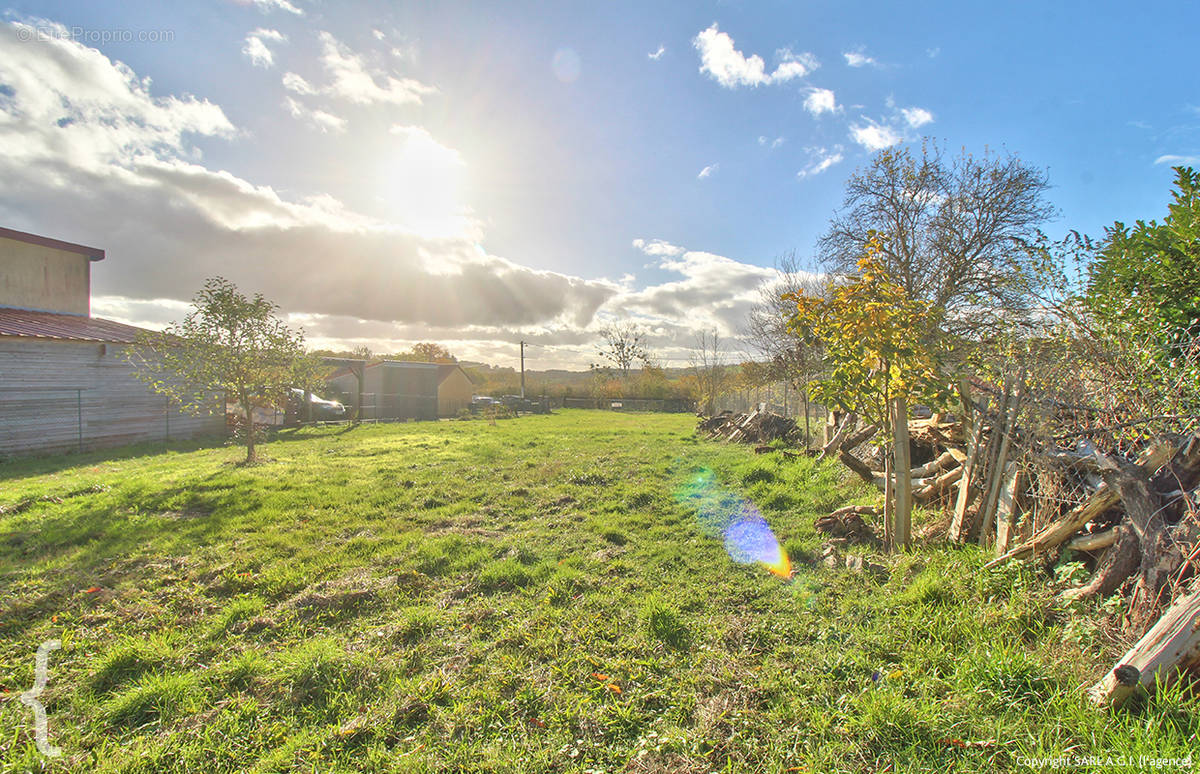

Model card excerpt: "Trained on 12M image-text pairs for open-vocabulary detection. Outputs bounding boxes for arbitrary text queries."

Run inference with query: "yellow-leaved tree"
[786,235,950,549]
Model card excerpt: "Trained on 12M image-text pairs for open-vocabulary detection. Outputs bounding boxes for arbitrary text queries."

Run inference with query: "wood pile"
[814,505,880,545]
[698,409,799,445]
[812,391,1200,708]
[698,388,1200,708]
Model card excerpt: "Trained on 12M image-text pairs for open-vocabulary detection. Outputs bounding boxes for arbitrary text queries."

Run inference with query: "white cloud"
[697,163,719,179]
[901,106,934,127]
[797,145,844,178]
[281,71,316,95]
[648,45,665,60]
[283,96,346,133]
[803,87,838,116]
[632,238,685,257]
[1155,154,1200,165]
[843,50,877,68]
[315,31,436,105]
[693,23,817,88]
[0,20,234,173]
[242,28,286,68]
[236,0,304,16]
[849,120,902,151]
[607,244,776,337]
[848,104,934,151]
[757,135,785,149]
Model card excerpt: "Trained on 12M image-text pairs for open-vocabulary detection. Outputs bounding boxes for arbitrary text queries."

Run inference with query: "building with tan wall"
[436,363,475,417]
[0,226,98,315]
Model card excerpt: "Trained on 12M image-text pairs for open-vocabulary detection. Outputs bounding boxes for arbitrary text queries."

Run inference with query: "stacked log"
[698,409,799,445]
[699,392,1200,708]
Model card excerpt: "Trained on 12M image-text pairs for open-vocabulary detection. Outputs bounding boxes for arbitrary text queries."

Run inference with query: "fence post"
[892,396,912,550]
[76,388,83,453]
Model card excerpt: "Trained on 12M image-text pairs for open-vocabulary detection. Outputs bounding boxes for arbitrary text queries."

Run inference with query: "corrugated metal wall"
[0,338,225,458]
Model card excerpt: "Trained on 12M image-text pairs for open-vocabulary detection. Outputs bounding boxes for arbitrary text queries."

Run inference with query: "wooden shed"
[436,363,474,417]
[0,228,224,457]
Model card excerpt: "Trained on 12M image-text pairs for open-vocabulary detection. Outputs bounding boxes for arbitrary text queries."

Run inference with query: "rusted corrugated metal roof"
[0,308,148,343]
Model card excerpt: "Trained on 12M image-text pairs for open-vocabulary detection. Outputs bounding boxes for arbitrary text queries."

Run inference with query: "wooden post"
[978,370,1023,547]
[883,453,894,551]
[994,462,1022,555]
[892,396,912,551]
[950,387,989,542]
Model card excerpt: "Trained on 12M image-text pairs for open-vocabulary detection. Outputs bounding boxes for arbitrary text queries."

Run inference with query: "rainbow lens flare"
[676,468,792,579]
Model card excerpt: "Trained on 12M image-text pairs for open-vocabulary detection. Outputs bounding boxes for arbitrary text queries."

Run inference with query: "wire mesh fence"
[0,387,222,457]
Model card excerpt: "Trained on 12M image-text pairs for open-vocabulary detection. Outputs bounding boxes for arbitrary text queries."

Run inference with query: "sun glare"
[677,468,792,580]
[379,125,473,239]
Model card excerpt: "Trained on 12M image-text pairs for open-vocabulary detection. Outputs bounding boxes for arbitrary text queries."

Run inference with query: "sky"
[0,1,1197,370]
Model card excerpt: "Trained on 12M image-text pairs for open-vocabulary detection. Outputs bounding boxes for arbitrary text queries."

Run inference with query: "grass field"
[1,410,1196,773]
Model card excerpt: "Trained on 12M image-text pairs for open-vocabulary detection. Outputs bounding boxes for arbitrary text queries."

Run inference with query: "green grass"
[0,410,1195,772]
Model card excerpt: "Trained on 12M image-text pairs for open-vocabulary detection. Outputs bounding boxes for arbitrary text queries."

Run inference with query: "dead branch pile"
[812,386,1200,708]
[814,505,880,545]
[698,409,798,445]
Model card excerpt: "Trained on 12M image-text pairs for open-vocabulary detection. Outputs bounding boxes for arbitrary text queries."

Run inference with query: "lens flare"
[675,468,791,579]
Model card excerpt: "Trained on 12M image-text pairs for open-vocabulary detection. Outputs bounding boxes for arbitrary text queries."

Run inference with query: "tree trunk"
[1104,463,1170,629]
[241,398,256,464]
[1060,523,1141,603]
[802,391,810,450]
[1089,583,1200,708]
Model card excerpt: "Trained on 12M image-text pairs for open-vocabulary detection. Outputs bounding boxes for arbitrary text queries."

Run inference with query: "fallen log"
[1060,436,1200,621]
[1066,527,1120,552]
[841,423,880,454]
[820,413,858,460]
[1089,583,1200,708]
[985,440,1175,569]
[914,466,964,502]
[911,449,963,480]
[839,449,880,488]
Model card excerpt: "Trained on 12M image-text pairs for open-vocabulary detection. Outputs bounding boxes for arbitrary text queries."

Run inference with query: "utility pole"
[520,340,526,399]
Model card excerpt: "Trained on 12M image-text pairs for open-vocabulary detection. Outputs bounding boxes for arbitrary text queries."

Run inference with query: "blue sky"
[1,1,1197,367]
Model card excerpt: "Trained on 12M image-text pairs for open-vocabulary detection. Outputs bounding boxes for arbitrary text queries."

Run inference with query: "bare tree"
[818,142,1054,337]
[597,322,652,377]
[690,328,726,416]
[744,251,827,439]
